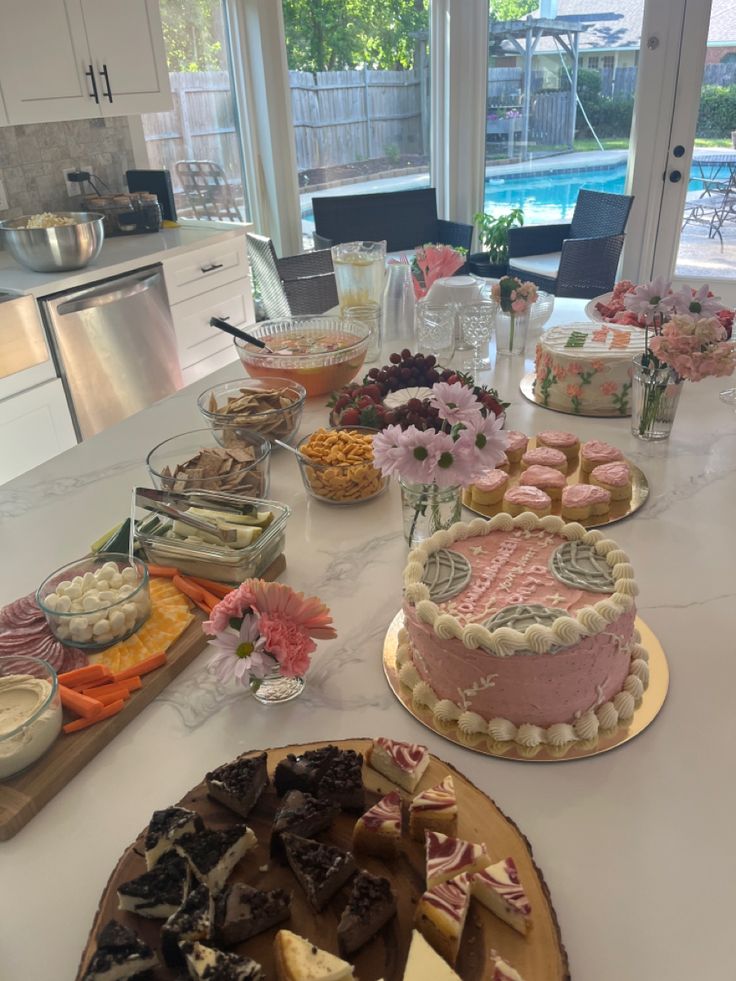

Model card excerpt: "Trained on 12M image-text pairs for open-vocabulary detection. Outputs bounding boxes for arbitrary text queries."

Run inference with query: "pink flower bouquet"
[203,579,336,693]
[402,244,467,300]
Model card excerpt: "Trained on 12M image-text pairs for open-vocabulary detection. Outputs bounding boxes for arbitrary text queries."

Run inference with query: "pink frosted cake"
[398,513,649,749]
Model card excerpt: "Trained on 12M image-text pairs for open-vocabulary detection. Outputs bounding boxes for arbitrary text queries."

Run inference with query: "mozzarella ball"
[82,593,100,612]
[121,566,138,585]
[92,619,111,638]
[55,595,72,613]
[44,593,59,612]
[98,590,116,605]
[108,572,123,590]
[109,610,126,635]
[66,583,82,600]
[56,580,72,596]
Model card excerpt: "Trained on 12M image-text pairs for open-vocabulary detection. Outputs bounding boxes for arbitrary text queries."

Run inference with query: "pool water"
[484,162,627,224]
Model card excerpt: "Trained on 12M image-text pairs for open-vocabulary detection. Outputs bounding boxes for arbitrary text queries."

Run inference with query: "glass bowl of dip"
[233,316,370,397]
[0,656,62,779]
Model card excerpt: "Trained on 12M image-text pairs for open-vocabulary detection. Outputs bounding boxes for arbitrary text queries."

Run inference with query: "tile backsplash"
[0,117,134,221]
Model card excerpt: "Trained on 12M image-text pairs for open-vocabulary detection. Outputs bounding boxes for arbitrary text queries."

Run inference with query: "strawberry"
[339,407,361,426]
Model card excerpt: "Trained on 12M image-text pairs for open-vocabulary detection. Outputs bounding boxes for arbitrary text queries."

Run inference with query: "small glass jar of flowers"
[491,276,538,355]
[203,579,336,704]
[372,380,508,546]
[623,278,736,439]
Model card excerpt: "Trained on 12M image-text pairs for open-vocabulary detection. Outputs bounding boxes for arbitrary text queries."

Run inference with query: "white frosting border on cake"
[395,626,650,748]
[403,513,638,657]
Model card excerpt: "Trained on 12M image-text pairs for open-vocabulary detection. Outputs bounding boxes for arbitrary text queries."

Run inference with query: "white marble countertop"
[0,222,245,297]
[2,299,735,980]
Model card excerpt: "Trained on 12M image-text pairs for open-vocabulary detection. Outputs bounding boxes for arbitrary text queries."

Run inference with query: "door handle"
[85,65,99,103]
[669,170,682,183]
[99,64,113,103]
[200,262,224,273]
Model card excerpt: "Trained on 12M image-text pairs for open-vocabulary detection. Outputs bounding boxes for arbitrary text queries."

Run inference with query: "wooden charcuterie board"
[0,554,286,842]
[76,738,569,981]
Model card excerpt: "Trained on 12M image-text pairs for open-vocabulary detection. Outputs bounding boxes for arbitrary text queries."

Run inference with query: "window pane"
[141,0,249,223]
[281,0,431,247]
[482,3,642,246]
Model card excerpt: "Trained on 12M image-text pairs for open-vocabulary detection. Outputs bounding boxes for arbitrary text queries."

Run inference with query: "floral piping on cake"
[395,627,649,750]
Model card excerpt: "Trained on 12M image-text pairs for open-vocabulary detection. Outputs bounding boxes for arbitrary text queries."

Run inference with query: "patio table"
[684,152,736,244]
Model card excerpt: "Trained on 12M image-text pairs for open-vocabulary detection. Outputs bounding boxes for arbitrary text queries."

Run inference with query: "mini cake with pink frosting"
[518,465,567,500]
[580,439,624,476]
[399,513,648,750]
[502,431,529,464]
[536,430,580,462]
[471,469,509,507]
[590,461,632,501]
[503,486,552,517]
[561,483,611,520]
[519,446,568,474]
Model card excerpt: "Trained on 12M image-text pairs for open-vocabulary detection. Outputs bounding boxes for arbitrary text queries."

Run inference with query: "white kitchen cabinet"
[80,0,171,116]
[0,379,77,485]
[0,0,171,126]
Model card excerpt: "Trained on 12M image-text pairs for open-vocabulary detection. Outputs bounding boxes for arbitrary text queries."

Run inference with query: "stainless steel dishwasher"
[41,265,183,439]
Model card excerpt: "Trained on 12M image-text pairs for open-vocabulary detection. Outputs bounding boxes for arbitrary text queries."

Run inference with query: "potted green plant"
[468,206,524,278]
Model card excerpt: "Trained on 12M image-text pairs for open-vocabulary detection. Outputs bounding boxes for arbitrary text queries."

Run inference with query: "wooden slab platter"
[76,738,569,981]
[0,554,286,842]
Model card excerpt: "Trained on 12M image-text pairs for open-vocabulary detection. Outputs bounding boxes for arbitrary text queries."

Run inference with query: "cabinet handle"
[200,262,224,273]
[85,65,99,103]
[216,314,231,321]
[99,64,113,103]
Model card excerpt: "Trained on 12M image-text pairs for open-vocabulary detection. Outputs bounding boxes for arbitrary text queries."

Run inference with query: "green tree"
[490,0,538,21]
[159,0,226,72]
[283,0,429,72]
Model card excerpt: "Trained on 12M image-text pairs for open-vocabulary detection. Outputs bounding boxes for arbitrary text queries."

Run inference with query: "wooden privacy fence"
[289,69,427,172]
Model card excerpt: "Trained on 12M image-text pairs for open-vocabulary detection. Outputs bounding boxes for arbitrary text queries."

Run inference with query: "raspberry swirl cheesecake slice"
[468,857,532,936]
[352,790,402,858]
[409,776,457,842]
[425,830,490,889]
[414,874,471,966]
[366,737,429,792]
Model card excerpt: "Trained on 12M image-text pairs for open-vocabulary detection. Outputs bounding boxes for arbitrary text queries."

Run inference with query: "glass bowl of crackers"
[147,428,271,500]
[197,377,306,446]
[294,425,388,505]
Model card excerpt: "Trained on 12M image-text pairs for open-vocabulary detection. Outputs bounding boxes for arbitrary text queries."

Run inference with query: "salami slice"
[59,647,88,673]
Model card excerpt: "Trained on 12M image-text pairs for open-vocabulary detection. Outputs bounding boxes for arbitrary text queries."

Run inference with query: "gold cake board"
[519,371,634,418]
[383,611,669,762]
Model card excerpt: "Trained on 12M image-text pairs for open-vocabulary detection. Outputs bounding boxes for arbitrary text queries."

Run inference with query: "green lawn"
[573,137,731,151]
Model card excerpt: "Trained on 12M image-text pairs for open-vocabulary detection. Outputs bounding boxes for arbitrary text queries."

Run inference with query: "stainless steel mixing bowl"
[0,212,105,272]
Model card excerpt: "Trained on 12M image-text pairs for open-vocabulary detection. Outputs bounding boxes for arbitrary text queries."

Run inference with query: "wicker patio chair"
[247,233,338,320]
[312,188,473,254]
[507,189,633,298]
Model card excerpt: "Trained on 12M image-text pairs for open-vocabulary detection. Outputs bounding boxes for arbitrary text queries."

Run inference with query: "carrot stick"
[112,652,166,683]
[147,564,179,578]
[81,682,135,702]
[86,688,131,707]
[57,664,112,689]
[63,699,125,733]
[59,685,104,719]
[188,577,233,599]
[82,676,142,695]
[172,574,215,614]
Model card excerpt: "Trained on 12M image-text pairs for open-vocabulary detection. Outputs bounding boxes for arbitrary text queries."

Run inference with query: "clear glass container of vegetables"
[133,489,291,585]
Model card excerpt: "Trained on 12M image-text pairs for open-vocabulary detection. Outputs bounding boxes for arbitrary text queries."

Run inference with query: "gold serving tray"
[383,611,669,762]
[462,435,648,530]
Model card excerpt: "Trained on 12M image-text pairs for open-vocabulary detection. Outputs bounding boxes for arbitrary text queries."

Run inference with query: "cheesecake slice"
[281,833,357,912]
[414,875,471,966]
[409,776,457,842]
[161,884,211,969]
[176,825,257,894]
[144,806,204,870]
[366,737,429,792]
[314,748,365,811]
[402,929,461,980]
[271,790,340,859]
[205,750,268,819]
[490,951,527,980]
[180,940,264,980]
[274,746,339,796]
[117,851,190,919]
[425,831,490,889]
[337,871,397,956]
[82,920,158,981]
[352,790,402,859]
[273,929,354,981]
[210,882,291,945]
[469,857,532,936]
